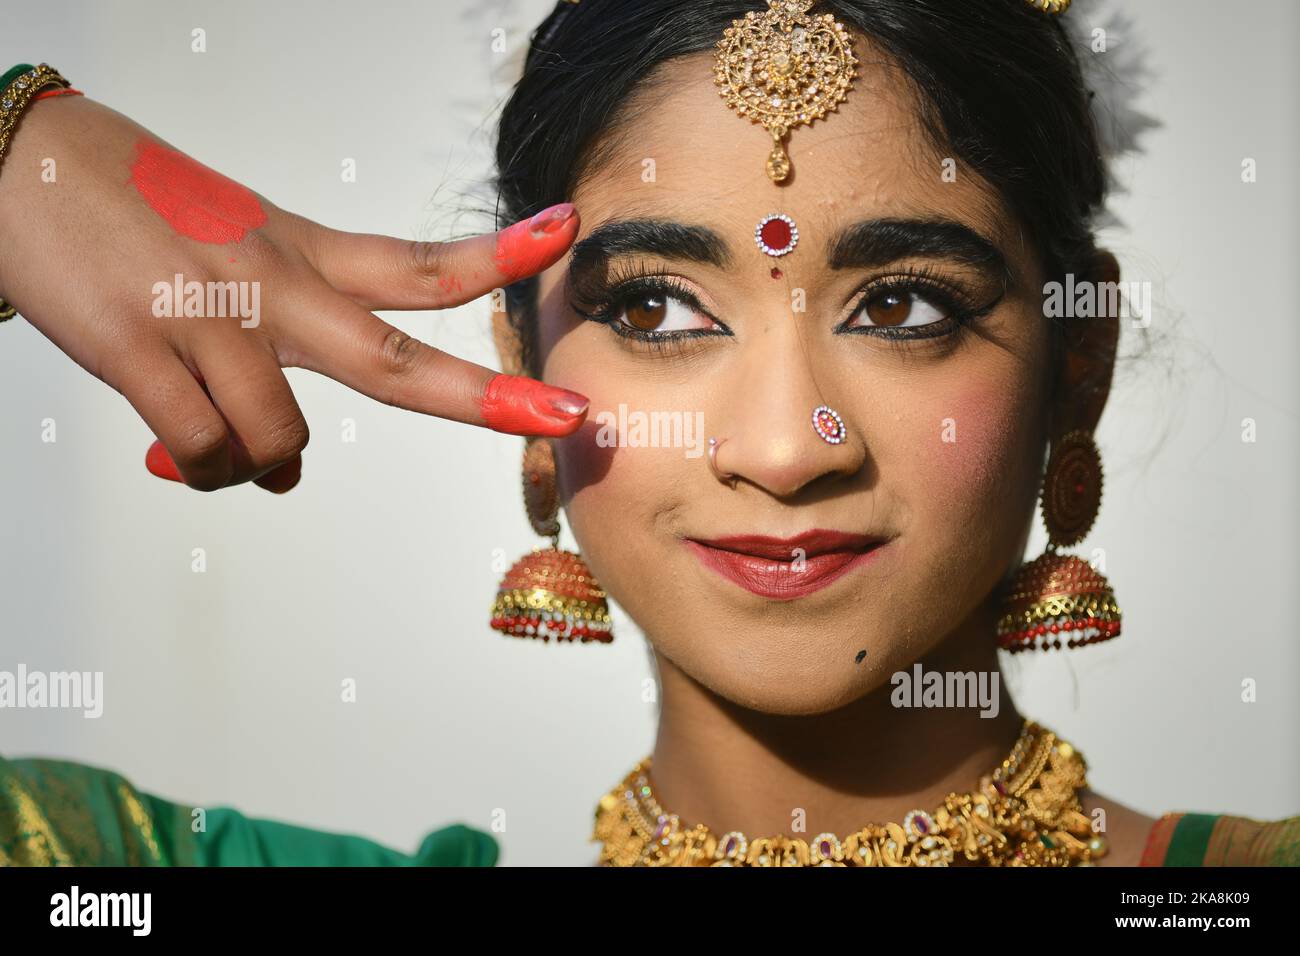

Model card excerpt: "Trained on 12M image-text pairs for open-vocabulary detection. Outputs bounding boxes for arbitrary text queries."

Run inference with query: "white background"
[2,0,1297,865]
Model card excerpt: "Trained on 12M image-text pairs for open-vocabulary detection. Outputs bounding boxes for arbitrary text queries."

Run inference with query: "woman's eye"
[848,288,950,330]
[617,292,710,334]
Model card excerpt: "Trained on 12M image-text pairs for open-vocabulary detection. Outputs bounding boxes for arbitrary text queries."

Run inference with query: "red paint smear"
[492,203,576,282]
[479,373,589,437]
[145,440,182,482]
[130,139,267,244]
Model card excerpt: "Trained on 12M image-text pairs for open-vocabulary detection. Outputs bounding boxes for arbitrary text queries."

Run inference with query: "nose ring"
[812,405,847,445]
[708,437,738,488]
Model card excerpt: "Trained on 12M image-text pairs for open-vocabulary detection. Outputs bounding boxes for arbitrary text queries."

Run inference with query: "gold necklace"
[592,720,1109,866]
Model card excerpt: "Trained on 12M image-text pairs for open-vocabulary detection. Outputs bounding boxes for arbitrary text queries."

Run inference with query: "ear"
[491,300,527,378]
[1051,249,1121,438]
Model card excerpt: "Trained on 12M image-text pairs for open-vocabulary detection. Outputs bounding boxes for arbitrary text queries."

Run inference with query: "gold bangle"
[0,63,72,321]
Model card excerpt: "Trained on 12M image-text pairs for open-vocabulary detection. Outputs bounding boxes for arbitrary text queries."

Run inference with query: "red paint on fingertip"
[480,373,589,437]
[492,203,578,281]
[145,440,182,482]
[130,139,267,244]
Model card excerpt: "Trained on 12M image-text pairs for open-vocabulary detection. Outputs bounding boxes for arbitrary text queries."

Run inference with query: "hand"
[0,95,588,493]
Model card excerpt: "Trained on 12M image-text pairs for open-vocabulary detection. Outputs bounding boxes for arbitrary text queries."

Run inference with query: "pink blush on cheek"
[925,393,1033,497]
[552,413,620,499]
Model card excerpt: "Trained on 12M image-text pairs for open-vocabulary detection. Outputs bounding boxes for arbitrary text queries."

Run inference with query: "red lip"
[683,529,889,600]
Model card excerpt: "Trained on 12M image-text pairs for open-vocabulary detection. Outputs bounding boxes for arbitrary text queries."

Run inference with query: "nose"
[709,328,867,499]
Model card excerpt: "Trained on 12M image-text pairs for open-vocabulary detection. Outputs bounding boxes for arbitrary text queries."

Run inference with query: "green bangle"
[0,64,36,91]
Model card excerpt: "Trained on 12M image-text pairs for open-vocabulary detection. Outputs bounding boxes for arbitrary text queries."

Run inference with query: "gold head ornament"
[714,0,1073,183]
[1025,0,1073,13]
[714,0,858,183]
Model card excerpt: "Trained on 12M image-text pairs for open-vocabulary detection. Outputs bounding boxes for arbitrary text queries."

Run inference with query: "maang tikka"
[997,430,1122,652]
[489,437,613,644]
[715,0,858,183]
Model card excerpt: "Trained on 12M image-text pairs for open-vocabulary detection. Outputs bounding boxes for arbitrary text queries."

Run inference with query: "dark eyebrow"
[569,219,732,276]
[566,216,1011,290]
[828,218,1013,285]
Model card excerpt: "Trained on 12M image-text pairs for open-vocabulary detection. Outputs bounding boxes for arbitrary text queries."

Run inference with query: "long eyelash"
[569,260,1002,357]
[839,263,1003,343]
[569,259,725,355]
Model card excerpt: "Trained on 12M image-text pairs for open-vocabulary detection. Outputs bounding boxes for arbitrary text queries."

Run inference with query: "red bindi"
[754,214,798,257]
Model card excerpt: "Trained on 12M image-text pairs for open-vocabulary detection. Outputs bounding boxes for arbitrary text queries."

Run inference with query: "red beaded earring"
[489,438,613,643]
[997,430,1122,652]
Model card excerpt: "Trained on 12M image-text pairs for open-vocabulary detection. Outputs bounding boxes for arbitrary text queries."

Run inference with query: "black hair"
[493,0,1109,379]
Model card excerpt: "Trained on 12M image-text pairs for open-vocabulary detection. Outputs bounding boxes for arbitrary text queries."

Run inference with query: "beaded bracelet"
[1,63,75,321]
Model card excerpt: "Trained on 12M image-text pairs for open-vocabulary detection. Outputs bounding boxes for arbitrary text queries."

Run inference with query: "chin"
[696,649,908,717]
[654,611,920,717]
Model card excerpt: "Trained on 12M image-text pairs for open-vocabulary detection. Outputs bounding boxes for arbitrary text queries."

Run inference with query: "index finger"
[278,279,590,438]
[305,203,578,312]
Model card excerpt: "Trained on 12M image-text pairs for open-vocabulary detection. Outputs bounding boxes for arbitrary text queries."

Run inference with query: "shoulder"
[0,753,193,865]
[1140,810,1300,867]
[0,754,499,867]
[1078,790,1158,866]
[1082,789,1300,867]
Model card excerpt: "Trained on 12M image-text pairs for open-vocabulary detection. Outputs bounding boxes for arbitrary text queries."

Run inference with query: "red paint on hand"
[480,374,589,437]
[130,139,267,244]
[145,440,182,482]
[493,203,577,282]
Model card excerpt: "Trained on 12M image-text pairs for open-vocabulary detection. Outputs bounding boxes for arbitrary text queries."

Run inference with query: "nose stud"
[811,405,846,445]
[708,437,738,488]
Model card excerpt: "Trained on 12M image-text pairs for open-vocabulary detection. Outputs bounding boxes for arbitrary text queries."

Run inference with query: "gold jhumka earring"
[997,430,1121,652]
[714,0,858,183]
[489,438,613,643]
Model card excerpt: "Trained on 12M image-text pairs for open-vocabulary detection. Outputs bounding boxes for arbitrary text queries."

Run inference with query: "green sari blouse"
[0,755,498,867]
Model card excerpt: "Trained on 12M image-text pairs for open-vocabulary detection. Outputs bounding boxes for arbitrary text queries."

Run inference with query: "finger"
[276,282,588,437]
[115,352,235,491]
[145,439,183,482]
[304,202,578,311]
[145,440,302,494]
[253,455,302,494]
[195,335,310,485]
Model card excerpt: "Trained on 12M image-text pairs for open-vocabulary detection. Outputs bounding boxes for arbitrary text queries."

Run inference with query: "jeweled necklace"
[592,720,1109,866]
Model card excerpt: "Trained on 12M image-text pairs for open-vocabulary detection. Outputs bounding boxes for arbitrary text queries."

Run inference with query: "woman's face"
[529,46,1056,715]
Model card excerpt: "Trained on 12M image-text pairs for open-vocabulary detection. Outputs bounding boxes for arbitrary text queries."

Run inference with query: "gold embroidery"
[0,757,186,866]
[1,770,74,865]
[117,781,164,865]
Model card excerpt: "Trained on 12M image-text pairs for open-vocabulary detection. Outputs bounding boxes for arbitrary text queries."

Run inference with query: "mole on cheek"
[129,138,267,244]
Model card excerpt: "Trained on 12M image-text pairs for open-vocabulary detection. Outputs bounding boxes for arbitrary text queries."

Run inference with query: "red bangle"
[33,87,82,101]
